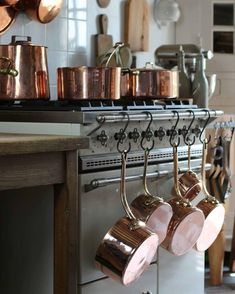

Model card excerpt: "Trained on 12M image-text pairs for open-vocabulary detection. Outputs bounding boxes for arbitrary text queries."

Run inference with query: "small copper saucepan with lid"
[95,116,159,285]
[130,112,173,244]
[161,112,205,256]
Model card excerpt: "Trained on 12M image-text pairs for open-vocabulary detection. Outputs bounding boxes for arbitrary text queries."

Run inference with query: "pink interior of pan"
[170,210,205,256]
[146,203,173,244]
[195,205,225,252]
[122,233,159,285]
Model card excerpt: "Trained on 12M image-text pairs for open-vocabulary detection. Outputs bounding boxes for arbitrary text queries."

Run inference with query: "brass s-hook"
[117,112,131,153]
[199,109,212,145]
[170,110,180,147]
[183,110,196,146]
[140,111,155,151]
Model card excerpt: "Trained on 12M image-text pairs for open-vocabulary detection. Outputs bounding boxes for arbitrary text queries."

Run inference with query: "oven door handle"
[84,163,211,192]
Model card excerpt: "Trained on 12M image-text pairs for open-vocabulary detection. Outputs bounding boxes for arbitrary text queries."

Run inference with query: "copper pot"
[95,151,159,285]
[178,143,202,201]
[121,63,179,98]
[58,66,121,100]
[194,141,225,252]
[15,0,63,23]
[0,35,50,100]
[131,149,173,244]
[161,145,205,256]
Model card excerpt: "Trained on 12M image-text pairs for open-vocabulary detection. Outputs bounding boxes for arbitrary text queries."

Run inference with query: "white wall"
[0,0,175,100]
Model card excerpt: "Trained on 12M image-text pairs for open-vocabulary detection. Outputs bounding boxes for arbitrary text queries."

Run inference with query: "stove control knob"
[97,130,109,146]
[154,127,166,140]
[192,124,201,137]
[114,129,127,142]
[167,127,178,138]
[128,128,140,143]
[142,291,152,294]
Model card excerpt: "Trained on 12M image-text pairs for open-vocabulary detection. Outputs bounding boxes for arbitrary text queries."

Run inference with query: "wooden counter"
[0,133,89,294]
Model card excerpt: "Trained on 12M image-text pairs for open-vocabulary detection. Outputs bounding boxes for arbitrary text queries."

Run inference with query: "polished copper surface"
[178,170,202,201]
[95,216,159,285]
[0,6,17,35]
[161,198,205,256]
[17,0,63,23]
[58,66,121,100]
[131,195,173,244]
[0,36,50,100]
[121,68,179,98]
[195,199,225,252]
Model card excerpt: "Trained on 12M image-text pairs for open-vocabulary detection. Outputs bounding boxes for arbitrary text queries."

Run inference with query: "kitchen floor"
[205,272,235,293]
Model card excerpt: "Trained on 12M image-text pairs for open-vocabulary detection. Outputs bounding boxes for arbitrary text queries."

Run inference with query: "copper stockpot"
[121,63,179,98]
[161,145,205,256]
[194,141,225,252]
[57,66,121,100]
[95,151,159,285]
[0,35,50,100]
[131,149,173,244]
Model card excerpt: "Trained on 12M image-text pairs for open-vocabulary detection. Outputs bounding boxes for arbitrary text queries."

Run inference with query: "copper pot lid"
[0,6,17,35]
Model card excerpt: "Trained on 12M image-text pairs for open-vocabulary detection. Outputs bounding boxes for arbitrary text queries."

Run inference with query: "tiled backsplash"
[0,0,175,100]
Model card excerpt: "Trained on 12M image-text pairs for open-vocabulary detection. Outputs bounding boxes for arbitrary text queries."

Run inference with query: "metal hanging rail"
[96,109,224,123]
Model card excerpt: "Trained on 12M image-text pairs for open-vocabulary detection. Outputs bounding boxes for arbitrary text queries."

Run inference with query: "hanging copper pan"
[15,0,63,23]
[161,144,205,256]
[194,140,225,252]
[0,6,17,35]
[95,151,159,285]
[131,148,173,244]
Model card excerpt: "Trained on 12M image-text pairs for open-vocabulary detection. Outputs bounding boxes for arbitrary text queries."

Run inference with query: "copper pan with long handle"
[95,151,159,285]
[161,144,205,256]
[131,148,173,244]
[194,140,225,252]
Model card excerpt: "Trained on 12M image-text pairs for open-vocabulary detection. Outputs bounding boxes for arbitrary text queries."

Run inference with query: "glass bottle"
[192,53,209,108]
[177,46,191,98]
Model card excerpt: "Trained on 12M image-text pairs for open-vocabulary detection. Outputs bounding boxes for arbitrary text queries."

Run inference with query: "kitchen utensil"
[97,0,110,8]
[195,140,225,252]
[57,66,121,100]
[131,148,173,244]
[178,112,202,201]
[15,0,63,23]
[121,63,179,98]
[95,151,159,285]
[161,144,205,255]
[0,35,50,100]
[124,0,149,52]
[206,73,217,99]
[95,14,113,59]
[0,6,17,35]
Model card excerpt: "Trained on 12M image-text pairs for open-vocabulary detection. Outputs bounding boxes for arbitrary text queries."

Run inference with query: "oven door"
[78,157,204,285]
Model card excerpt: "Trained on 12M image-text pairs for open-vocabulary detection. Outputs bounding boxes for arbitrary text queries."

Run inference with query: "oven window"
[213,31,234,53]
[213,3,234,26]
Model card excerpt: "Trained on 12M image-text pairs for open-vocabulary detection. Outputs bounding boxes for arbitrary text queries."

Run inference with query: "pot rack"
[85,161,211,192]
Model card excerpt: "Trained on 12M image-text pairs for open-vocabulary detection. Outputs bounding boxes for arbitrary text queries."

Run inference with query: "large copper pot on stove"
[0,35,50,100]
[121,63,179,99]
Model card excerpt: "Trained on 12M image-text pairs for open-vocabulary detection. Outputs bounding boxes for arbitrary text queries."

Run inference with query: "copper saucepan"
[161,145,205,256]
[178,142,202,201]
[194,140,225,252]
[14,0,63,23]
[131,148,173,244]
[121,62,179,99]
[95,151,159,285]
[0,5,18,35]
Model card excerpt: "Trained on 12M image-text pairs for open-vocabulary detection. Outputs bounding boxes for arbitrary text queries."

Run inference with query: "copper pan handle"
[0,57,18,77]
[120,151,137,220]
[143,149,163,202]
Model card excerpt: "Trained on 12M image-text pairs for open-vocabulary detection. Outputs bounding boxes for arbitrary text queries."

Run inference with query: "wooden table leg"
[208,228,225,286]
[54,150,78,294]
